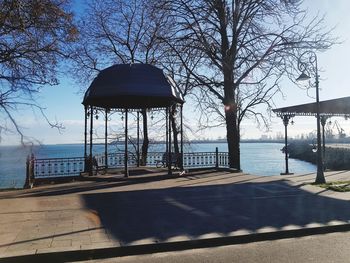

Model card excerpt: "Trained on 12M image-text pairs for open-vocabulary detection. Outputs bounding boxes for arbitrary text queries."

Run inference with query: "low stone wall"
[288,141,350,170]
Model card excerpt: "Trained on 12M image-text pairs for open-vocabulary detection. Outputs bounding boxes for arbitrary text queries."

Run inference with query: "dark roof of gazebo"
[82,64,184,109]
[273,96,350,117]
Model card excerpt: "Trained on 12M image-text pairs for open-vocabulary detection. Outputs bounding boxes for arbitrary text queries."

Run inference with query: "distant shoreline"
[0,140,283,147]
[2,138,350,147]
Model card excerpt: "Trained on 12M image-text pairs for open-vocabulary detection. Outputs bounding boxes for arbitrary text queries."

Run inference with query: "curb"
[2,223,350,263]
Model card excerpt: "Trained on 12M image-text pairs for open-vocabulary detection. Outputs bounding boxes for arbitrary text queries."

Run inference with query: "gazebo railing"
[95,152,140,168]
[95,150,229,169]
[146,152,165,167]
[95,152,168,168]
[29,149,229,179]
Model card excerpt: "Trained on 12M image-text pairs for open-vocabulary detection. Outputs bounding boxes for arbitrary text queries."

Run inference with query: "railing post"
[215,147,219,168]
[25,155,30,188]
[25,154,34,189]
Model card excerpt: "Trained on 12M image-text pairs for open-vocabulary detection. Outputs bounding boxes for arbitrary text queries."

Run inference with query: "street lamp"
[280,114,294,175]
[296,51,326,184]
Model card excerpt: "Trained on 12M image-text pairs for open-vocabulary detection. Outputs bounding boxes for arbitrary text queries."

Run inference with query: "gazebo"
[82,63,185,177]
[273,96,350,174]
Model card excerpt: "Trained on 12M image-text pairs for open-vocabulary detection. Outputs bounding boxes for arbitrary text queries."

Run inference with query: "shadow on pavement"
[0,170,240,199]
[82,180,350,244]
[0,173,172,199]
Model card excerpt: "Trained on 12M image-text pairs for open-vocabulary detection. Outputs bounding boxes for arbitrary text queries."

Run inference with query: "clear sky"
[2,0,350,145]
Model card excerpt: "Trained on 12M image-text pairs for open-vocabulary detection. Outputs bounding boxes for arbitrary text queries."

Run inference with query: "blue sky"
[2,0,350,145]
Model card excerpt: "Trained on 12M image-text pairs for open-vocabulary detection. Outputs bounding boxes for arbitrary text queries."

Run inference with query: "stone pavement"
[0,169,350,261]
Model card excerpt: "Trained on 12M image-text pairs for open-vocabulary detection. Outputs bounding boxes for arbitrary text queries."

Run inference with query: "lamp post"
[296,51,325,184]
[280,114,294,175]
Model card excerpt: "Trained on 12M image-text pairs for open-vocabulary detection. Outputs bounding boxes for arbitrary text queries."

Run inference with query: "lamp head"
[296,72,311,82]
[312,139,317,153]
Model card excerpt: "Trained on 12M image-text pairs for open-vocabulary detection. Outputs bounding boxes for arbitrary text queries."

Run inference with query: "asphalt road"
[83,231,350,263]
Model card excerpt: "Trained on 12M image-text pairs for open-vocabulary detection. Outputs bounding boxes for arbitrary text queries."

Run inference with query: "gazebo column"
[104,108,108,169]
[124,109,129,177]
[280,115,293,175]
[180,105,184,171]
[89,105,94,176]
[84,106,88,173]
[168,106,172,175]
[165,108,168,163]
[137,111,140,167]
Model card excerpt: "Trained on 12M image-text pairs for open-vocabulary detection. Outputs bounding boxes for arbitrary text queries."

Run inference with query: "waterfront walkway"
[1,169,350,261]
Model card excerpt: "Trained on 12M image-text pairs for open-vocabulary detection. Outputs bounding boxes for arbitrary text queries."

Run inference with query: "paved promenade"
[0,169,350,261]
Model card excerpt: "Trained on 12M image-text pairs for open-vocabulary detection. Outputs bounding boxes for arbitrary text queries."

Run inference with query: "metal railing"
[33,156,85,178]
[183,152,216,168]
[183,151,229,168]
[95,152,166,168]
[28,149,229,180]
[217,152,229,167]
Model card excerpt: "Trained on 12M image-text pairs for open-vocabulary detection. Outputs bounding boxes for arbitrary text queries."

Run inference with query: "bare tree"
[159,40,205,156]
[71,0,173,164]
[0,0,77,144]
[156,0,335,170]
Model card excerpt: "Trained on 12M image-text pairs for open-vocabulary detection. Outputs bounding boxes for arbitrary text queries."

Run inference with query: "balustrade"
[31,151,229,178]
[34,157,85,178]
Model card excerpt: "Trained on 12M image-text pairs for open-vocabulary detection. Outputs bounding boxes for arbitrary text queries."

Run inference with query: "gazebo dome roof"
[82,63,184,109]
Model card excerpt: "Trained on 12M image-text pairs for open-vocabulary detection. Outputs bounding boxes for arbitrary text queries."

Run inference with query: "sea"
[0,142,316,189]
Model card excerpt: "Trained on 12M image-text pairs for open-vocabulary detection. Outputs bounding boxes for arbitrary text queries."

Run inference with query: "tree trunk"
[170,105,180,155]
[141,109,149,166]
[225,107,240,170]
[223,68,241,170]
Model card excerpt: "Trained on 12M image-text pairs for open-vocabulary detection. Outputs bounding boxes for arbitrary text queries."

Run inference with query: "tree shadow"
[0,169,238,199]
[0,174,169,199]
[290,170,350,183]
[82,180,350,245]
